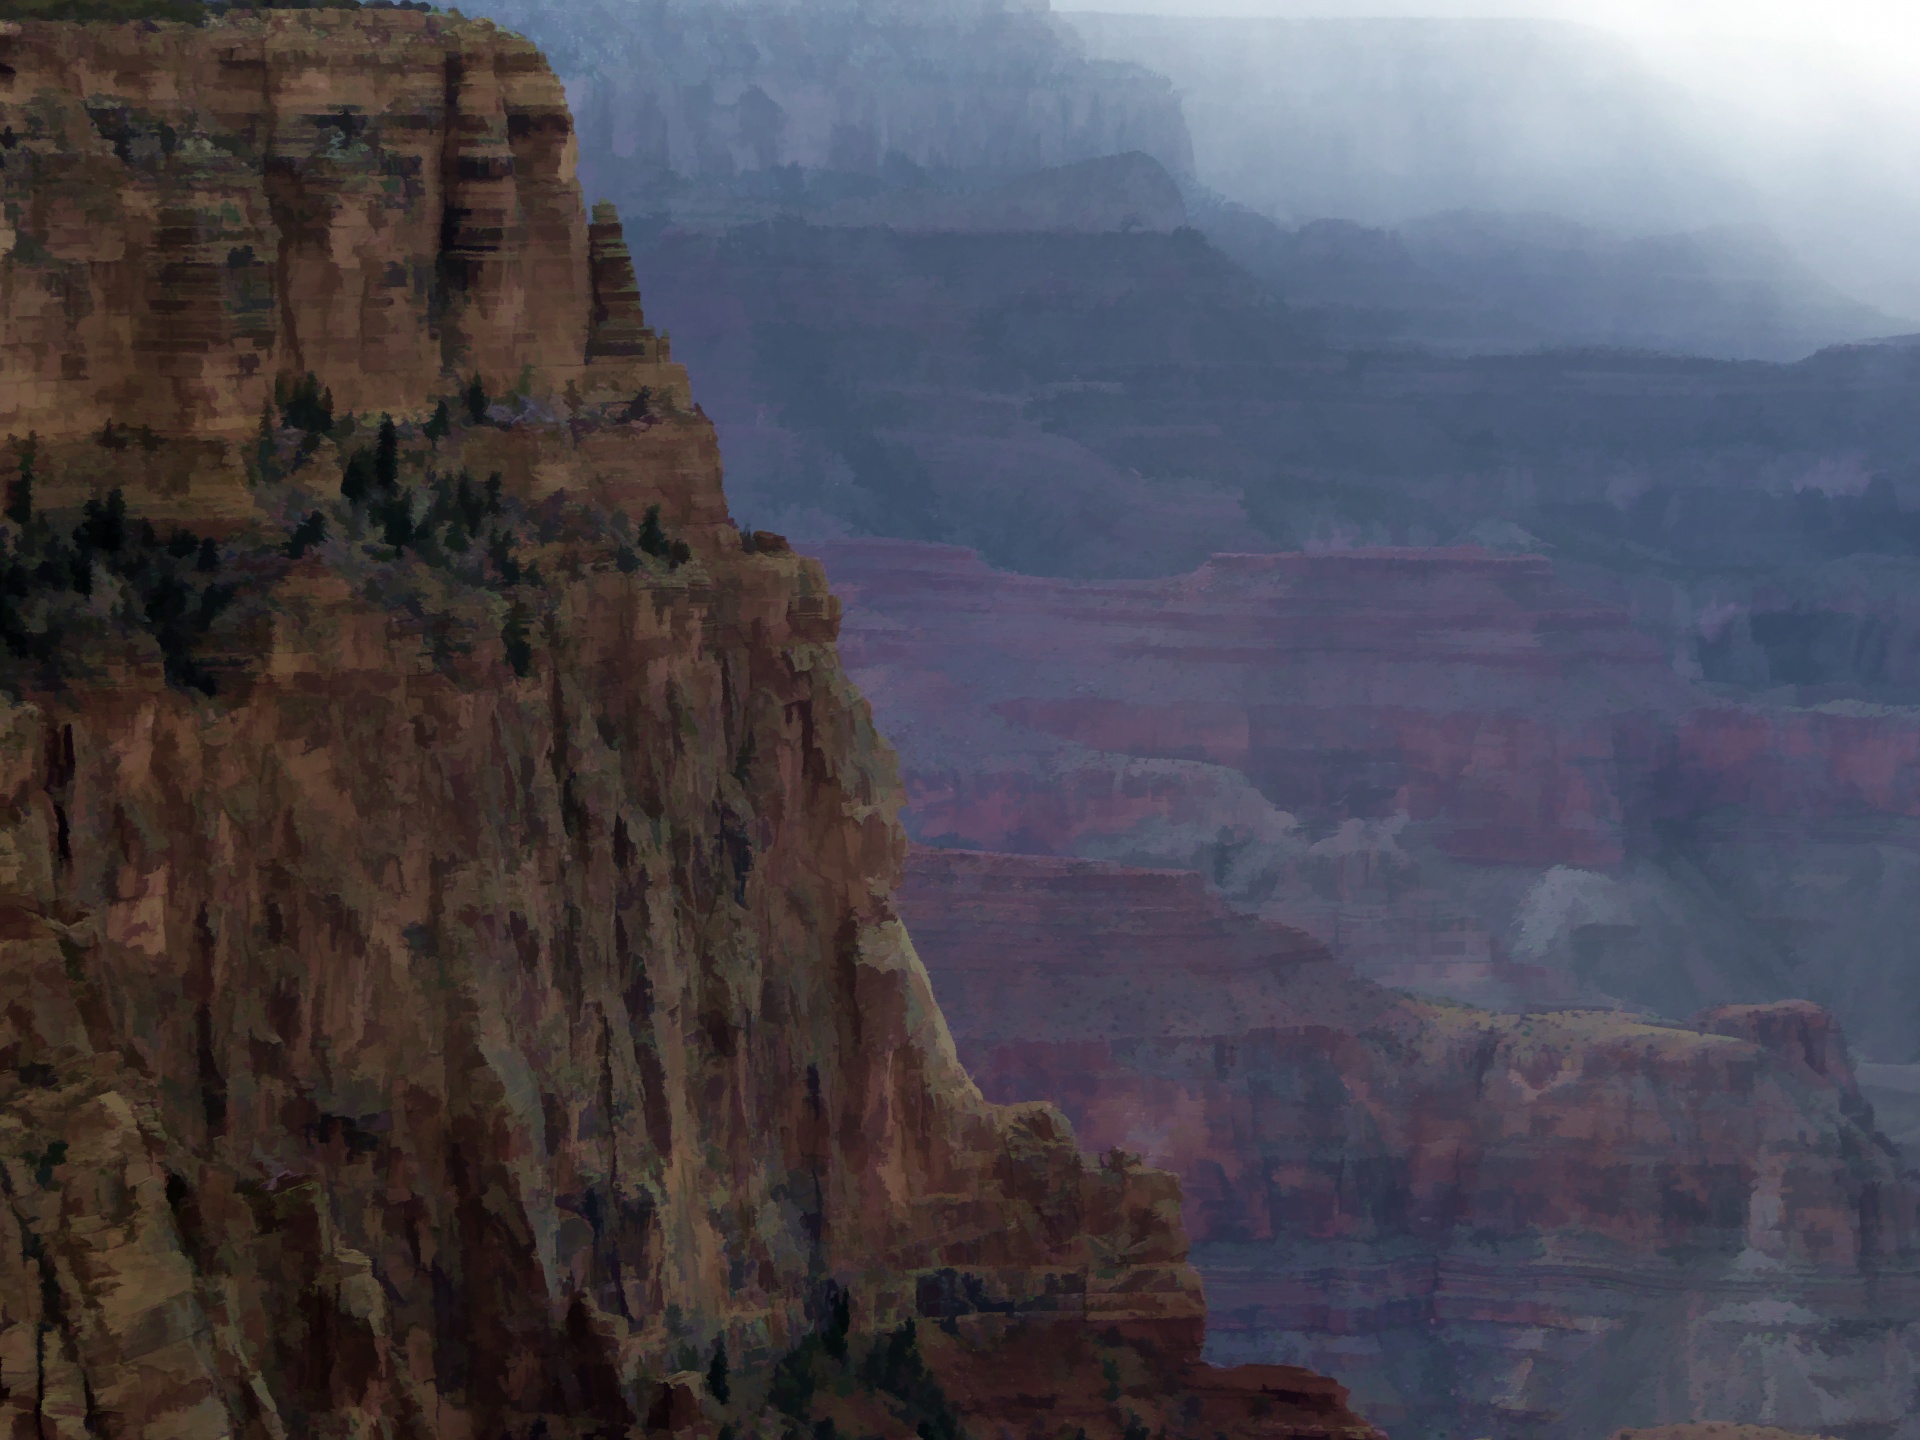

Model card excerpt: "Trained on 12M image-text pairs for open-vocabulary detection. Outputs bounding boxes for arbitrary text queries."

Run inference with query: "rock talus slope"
[0,15,1376,1440]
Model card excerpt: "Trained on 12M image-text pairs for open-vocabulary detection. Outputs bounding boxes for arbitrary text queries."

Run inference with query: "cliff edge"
[0,13,1376,1440]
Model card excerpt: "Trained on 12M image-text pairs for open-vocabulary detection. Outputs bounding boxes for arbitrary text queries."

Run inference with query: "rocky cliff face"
[804,536,1920,1432]
[0,15,1376,1440]
[0,9,595,441]
[899,846,1920,1440]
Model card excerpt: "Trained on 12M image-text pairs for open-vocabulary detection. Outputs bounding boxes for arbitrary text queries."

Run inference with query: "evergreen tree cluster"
[299,378,696,678]
[762,1300,965,1440]
[0,443,237,694]
[856,1320,962,1440]
[0,372,691,695]
[332,415,524,581]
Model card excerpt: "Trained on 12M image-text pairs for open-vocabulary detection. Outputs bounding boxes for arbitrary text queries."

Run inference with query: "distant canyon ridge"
[447,1,1920,1434]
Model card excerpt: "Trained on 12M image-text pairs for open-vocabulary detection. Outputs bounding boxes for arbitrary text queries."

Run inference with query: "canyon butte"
[0,11,1383,1440]
[818,539,1920,1438]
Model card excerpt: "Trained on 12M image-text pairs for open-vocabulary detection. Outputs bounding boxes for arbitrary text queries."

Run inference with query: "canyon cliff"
[810,538,1920,1435]
[615,209,1920,685]
[0,14,1374,1440]
[898,847,1920,1440]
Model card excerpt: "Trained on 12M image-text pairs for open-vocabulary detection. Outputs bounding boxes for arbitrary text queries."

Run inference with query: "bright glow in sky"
[1052,0,1920,314]
[1053,0,1920,49]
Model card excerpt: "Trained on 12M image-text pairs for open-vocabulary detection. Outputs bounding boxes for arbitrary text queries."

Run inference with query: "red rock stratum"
[899,846,1920,1438]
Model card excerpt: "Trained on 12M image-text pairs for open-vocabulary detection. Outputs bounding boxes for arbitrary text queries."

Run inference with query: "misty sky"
[1053,0,1918,46]
[1056,0,1920,318]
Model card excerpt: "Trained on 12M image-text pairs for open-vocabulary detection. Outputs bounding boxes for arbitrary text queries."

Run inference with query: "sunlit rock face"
[0,16,1381,1440]
[899,845,1920,1440]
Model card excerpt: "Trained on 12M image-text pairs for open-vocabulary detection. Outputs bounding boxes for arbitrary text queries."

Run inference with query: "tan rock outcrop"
[2,11,581,434]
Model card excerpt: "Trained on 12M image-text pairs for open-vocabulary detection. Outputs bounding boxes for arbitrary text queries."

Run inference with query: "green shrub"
[340,448,378,504]
[30,1139,67,1186]
[501,600,531,678]
[375,490,415,549]
[769,1335,821,1420]
[823,1286,851,1360]
[636,504,692,568]
[375,415,400,490]
[0,486,238,694]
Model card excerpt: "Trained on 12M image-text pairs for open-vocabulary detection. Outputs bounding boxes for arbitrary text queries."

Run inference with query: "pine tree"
[341,449,377,504]
[375,414,400,491]
[281,372,333,436]
[501,600,532,678]
[285,511,328,559]
[252,402,281,485]
[5,436,35,527]
[638,504,668,557]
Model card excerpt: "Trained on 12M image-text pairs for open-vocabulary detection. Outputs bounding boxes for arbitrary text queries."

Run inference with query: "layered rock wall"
[0,10,596,437]
[898,846,1920,1439]
[813,538,1920,1046]
[814,539,1690,1011]
[0,17,1374,1440]
[816,540,1680,868]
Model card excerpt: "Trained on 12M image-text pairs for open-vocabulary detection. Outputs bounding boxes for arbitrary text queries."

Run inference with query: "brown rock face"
[1,10,597,436]
[899,847,1920,1439]
[0,16,1376,1440]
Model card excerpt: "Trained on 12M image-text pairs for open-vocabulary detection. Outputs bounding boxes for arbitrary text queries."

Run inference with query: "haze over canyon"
[4,1,1920,1439]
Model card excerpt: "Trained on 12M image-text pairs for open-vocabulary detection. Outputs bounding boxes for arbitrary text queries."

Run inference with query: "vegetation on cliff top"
[0,373,697,696]
[0,441,240,694]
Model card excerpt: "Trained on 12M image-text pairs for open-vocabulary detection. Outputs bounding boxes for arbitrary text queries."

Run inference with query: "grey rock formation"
[467,0,1191,226]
